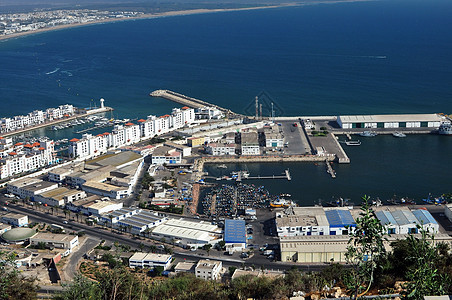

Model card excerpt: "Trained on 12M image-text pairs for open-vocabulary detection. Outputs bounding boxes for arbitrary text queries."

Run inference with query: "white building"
[195,259,222,280]
[0,139,57,179]
[80,199,123,216]
[7,178,59,200]
[30,232,79,252]
[276,207,330,237]
[376,208,439,235]
[264,131,284,148]
[151,146,182,165]
[1,213,28,227]
[205,143,236,156]
[337,114,444,129]
[195,106,224,120]
[152,218,222,248]
[129,252,172,270]
[33,187,86,207]
[99,208,167,235]
[241,131,260,155]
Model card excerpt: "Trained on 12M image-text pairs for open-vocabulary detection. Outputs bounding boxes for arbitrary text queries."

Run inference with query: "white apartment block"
[195,260,222,280]
[0,104,74,133]
[68,107,195,160]
[0,139,57,179]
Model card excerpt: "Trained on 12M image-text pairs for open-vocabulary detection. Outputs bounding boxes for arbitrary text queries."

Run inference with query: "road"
[4,203,330,272]
[63,237,100,281]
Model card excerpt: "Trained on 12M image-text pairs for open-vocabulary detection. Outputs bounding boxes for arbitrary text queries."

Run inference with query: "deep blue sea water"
[1,0,452,203]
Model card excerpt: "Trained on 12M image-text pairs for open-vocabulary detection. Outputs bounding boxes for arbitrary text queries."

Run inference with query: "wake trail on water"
[45,67,60,75]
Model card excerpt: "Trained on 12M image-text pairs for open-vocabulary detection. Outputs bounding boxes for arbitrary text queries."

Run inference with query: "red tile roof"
[14,142,23,146]
[182,106,190,110]
[96,134,104,137]
[32,142,40,147]
[38,147,45,151]
[69,138,79,142]
[8,152,17,156]
[24,144,33,148]
[125,122,134,126]
[103,132,110,135]
[138,119,146,123]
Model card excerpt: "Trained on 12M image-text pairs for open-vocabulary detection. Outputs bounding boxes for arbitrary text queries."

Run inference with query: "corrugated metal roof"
[391,210,418,226]
[375,211,398,226]
[412,209,437,225]
[224,219,246,243]
[338,114,443,123]
[325,210,356,228]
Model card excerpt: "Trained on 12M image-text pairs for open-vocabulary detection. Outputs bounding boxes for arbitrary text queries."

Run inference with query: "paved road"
[5,203,329,272]
[279,121,310,155]
[63,237,100,281]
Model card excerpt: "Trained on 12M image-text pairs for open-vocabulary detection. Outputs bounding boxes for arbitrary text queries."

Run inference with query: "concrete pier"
[150,89,236,116]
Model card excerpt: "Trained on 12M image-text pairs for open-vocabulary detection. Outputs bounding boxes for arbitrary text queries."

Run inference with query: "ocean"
[1,0,452,204]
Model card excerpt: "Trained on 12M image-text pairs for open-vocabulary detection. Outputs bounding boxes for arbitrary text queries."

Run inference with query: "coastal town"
[1,90,452,298]
[0,9,144,37]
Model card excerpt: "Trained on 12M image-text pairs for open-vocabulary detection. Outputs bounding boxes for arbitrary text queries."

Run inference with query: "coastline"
[0,0,373,42]
[0,5,294,42]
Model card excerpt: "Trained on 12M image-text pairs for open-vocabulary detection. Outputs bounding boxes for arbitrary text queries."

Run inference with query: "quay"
[1,106,113,138]
[150,89,237,116]
[236,169,291,182]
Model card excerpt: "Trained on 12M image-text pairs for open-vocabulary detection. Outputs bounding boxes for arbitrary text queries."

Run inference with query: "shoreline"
[0,0,373,43]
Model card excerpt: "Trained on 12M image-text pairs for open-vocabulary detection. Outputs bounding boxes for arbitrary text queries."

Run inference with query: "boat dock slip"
[150,89,236,116]
[325,159,337,178]
[234,169,291,182]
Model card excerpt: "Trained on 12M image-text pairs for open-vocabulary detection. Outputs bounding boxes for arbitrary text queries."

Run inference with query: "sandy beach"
[0,0,373,42]
[0,4,296,42]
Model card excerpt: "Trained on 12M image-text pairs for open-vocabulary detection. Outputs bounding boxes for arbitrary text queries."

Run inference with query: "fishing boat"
[438,122,452,135]
[324,197,353,207]
[422,193,445,205]
[270,198,296,208]
[359,131,377,137]
[392,132,406,138]
[386,195,416,205]
[217,164,227,169]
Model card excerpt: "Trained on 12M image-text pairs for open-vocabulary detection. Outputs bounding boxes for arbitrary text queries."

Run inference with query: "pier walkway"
[150,89,237,116]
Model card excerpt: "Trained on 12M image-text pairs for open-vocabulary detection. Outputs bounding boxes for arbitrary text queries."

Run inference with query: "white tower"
[100,98,105,108]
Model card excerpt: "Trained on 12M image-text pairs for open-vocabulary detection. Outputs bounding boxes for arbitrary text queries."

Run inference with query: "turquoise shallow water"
[1,0,452,203]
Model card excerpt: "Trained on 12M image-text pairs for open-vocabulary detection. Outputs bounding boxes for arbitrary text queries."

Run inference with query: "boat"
[324,197,353,207]
[386,195,416,205]
[438,122,452,135]
[231,170,250,178]
[217,164,227,169]
[345,140,361,146]
[422,193,445,205]
[359,131,377,137]
[392,132,406,138]
[270,198,296,208]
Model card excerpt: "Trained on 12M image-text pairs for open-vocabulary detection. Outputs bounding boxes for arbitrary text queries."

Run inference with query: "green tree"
[402,226,451,299]
[53,273,102,300]
[0,251,39,300]
[203,243,212,256]
[344,195,387,299]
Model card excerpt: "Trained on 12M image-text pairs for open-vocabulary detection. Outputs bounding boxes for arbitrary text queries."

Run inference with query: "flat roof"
[130,252,171,263]
[2,213,27,220]
[152,224,213,241]
[87,151,142,167]
[338,114,443,123]
[22,181,58,192]
[224,219,246,244]
[83,181,125,192]
[86,200,121,211]
[165,219,220,233]
[31,232,77,243]
[196,259,221,270]
[241,131,258,145]
[9,177,42,188]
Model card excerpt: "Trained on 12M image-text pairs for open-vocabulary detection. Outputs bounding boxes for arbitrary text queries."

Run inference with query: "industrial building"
[0,223,11,235]
[195,259,223,280]
[337,114,444,129]
[151,218,222,248]
[7,178,58,200]
[205,143,236,156]
[275,207,356,237]
[375,207,439,234]
[241,130,260,155]
[33,187,86,207]
[129,252,172,270]
[99,208,167,235]
[151,146,182,165]
[29,232,79,252]
[1,213,28,227]
[280,233,452,263]
[224,219,246,253]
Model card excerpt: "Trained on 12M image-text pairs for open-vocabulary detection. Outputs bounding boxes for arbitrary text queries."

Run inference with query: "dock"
[1,106,113,138]
[150,89,237,116]
[235,169,291,182]
[325,159,337,178]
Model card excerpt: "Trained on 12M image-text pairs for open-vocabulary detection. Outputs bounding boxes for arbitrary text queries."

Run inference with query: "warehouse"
[30,232,79,252]
[280,233,452,263]
[337,114,443,129]
[152,218,222,248]
[375,207,439,234]
[33,187,86,207]
[1,213,28,227]
[224,219,246,253]
[325,209,356,235]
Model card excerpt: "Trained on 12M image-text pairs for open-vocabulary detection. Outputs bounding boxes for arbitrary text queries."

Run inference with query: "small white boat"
[345,140,361,146]
[392,132,406,138]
